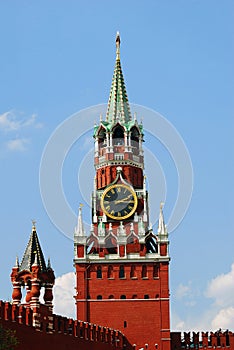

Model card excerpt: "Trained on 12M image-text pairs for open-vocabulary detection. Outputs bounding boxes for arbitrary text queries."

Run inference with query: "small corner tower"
[74,33,170,350]
[11,221,55,327]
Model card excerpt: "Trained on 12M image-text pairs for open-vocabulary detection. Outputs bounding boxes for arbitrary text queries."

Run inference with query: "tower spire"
[158,202,167,236]
[75,203,85,236]
[106,32,132,124]
[116,31,120,59]
[20,221,47,272]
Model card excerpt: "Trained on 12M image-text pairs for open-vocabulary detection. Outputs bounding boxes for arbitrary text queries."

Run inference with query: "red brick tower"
[11,221,55,330]
[74,33,170,350]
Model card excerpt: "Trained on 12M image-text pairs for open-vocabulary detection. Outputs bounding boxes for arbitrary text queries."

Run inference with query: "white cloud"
[211,307,234,329]
[0,111,43,153]
[206,263,234,307]
[205,263,234,330]
[53,272,76,318]
[171,312,186,330]
[172,262,234,331]
[21,113,43,129]
[6,138,30,152]
[175,283,191,299]
[0,111,43,132]
[0,111,20,131]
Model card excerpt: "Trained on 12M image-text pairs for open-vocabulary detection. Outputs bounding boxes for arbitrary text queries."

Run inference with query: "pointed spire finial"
[15,256,19,268]
[116,31,120,59]
[31,219,36,231]
[158,202,167,236]
[47,257,51,269]
[75,204,85,236]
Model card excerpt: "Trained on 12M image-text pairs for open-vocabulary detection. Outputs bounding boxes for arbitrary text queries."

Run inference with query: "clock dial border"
[100,184,138,220]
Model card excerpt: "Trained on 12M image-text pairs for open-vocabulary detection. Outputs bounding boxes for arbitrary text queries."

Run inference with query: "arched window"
[97,295,102,300]
[113,126,124,145]
[155,294,159,299]
[97,128,106,144]
[142,265,147,278]
[153,264,159,278]
[108,295,114,299]
[120,295,126,299]
[132,294,137,299]
[130,127,140,149]
[119,265,125,278]
[105,235,117,254]
[145,234,158,253]
[126,233,139,254]
[144,294,149,299]
[130,265,137,278]
[97,266,102,279]
[107,265,114,278]
[86,235,99,255]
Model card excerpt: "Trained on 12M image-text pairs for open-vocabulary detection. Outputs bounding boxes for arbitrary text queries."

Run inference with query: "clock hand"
[115,198,135,204]
[113,194,131,204]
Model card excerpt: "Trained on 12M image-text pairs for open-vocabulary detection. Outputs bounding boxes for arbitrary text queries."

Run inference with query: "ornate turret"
[10,221,55,322]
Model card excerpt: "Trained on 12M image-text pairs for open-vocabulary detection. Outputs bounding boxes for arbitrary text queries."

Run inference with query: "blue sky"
[0,1,233,330]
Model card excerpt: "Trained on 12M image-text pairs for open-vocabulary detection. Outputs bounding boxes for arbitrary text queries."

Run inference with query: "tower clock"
[74,33,170,350]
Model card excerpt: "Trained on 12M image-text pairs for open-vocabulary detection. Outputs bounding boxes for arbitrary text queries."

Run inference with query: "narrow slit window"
[142,265,147,278]
[119,265,125,278]
[97,266,102,279]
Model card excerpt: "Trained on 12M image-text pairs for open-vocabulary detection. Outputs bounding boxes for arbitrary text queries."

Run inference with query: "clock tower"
[74,33,170,350]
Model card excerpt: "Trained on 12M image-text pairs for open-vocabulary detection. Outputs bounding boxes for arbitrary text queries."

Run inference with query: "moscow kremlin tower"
[74,33,170,350]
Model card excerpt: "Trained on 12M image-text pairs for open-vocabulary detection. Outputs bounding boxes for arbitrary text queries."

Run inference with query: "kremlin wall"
[0,299,233,349]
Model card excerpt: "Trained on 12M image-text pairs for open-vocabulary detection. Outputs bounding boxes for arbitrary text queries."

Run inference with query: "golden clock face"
[101,184,138,220]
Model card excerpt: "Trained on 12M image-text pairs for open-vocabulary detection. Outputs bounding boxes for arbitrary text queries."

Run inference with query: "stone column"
[12,281,22,305]
[44,283,53,310]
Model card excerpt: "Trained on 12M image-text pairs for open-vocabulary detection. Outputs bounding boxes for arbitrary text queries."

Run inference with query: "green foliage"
[0,325,18,350]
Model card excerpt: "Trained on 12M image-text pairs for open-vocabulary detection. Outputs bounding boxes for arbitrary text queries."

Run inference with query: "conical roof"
[20,222,47,272]
[106,32,132,124]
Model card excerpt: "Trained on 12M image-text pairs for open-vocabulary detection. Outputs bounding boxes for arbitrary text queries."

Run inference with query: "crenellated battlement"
[171,331,234,350]
[0,300,128,349]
